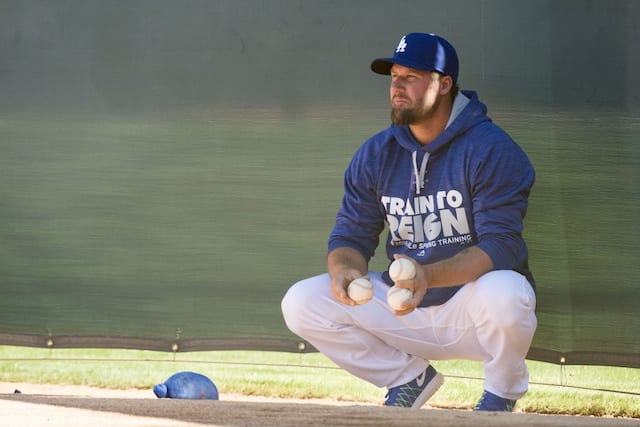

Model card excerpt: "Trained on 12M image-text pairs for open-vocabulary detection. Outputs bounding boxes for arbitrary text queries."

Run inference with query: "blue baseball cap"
[371,33,459,83]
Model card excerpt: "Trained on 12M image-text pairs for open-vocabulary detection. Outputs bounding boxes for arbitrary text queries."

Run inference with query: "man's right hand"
[330,269,369,306]
[327,247,369,306]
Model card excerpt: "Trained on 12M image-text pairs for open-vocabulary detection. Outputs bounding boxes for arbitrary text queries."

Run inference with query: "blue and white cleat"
[384,365,444,409]
[474,390,517,412]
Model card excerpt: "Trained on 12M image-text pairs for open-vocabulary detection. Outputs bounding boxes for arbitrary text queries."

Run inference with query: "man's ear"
[440,75,454,95]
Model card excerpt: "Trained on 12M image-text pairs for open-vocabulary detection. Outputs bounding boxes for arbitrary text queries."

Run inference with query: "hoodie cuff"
[476,234,526,271]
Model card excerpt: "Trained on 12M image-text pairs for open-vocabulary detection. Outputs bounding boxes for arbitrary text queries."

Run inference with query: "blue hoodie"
[328,90,535,307]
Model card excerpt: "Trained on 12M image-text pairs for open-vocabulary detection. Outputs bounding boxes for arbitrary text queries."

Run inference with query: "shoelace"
[385,383,422,407]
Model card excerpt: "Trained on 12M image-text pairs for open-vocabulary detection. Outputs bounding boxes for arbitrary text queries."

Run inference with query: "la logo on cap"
[395,36,408,53]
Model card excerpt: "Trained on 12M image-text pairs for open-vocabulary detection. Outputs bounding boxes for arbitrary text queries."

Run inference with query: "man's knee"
[281,281,307,335]
[472,270,536,329]
[281,274,331,335]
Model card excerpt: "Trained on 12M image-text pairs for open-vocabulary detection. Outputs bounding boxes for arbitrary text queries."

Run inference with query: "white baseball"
[347,277,374,305]
[386,286,414,311]
[389,257,416,281]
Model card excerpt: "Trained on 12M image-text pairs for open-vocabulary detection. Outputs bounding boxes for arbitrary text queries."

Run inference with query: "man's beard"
[390,96,439,125]
[391,105,421,126]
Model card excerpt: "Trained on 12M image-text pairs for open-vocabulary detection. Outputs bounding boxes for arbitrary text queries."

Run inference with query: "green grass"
[0,346,637,418]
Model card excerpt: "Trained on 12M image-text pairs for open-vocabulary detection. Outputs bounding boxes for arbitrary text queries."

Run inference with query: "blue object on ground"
[153,371,219,400]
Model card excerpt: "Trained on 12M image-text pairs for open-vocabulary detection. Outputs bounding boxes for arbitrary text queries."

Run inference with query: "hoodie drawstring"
[412,151,430,195]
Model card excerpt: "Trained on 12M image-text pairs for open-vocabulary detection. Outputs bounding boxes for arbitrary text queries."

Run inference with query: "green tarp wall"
[1,0,638,368]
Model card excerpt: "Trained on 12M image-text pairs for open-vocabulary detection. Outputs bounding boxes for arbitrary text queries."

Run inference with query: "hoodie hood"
[390,90,490,155]
[389,90,490,194]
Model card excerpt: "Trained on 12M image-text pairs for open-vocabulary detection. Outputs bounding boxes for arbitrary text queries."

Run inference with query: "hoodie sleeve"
[328,142,386,262]
[471,130,535,271]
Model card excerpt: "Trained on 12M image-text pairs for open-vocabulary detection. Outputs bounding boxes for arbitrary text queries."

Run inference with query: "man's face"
[389,64,445,126]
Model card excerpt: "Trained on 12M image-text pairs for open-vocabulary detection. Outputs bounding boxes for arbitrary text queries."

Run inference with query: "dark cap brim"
[371,56,442,76]
[370,58,394,75]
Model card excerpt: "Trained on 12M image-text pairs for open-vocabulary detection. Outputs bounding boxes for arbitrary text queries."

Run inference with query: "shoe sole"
[411,372,444,410]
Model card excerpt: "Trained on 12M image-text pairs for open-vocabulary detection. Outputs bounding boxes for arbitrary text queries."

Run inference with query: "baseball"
[347,277,374,305]
[389,257,416,281]
[386,286,414,311]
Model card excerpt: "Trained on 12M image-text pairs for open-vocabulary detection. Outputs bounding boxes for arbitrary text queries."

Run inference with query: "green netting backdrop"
[1,0,638,368]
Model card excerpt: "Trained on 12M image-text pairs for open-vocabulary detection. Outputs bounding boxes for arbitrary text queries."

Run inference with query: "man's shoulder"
[465,118,510,138]
[456,119,521,153]
[367,126,396,144]
[357,126,397,154]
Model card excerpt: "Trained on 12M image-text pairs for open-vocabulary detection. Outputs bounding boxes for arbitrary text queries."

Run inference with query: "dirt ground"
[1,382,638,427]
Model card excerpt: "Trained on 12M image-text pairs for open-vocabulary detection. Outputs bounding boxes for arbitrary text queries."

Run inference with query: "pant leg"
[464,270,537,400]
[281,272,428,388]
[405,270,536,400]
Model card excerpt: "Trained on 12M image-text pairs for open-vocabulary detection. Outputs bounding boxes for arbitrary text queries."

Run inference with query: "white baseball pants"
[281,270,537,401]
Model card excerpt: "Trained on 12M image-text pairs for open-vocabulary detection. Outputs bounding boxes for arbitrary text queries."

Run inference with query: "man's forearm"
[327,247,368,279]
[423,246,494,288]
